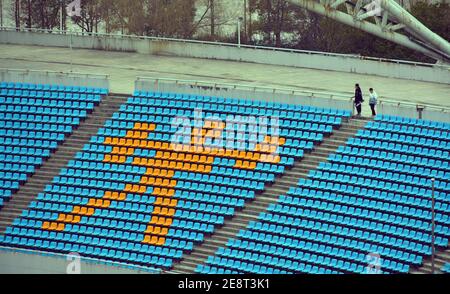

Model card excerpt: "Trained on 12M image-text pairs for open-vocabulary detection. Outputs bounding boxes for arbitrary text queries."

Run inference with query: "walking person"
[368,88,378,116]
[353,83,364,116]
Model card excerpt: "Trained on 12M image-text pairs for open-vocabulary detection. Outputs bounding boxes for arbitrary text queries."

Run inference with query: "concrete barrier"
[0,246,158,274]
[135,77,355,113]
[0,68,110,89]
[377,100,450,124]
[1,28,449,84]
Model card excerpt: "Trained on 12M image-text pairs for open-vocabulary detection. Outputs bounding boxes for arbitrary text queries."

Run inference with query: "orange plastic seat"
[138,185,147,193]
[175,162,183,170]
[153,207,161,215]
[124,184,132,192]
[102,200,111,208]
[118,193,126,201]
[156,237,165,246]
[87,208,95,216]
[95,199,103,207]
[80,207,88,215]
[143,235,151,243]
[153,188,161,196]
[72,215,81,223]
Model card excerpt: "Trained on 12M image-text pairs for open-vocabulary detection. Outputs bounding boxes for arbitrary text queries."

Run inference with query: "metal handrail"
[2,26,449,70]
[135,76,450,114]
[378,97,450,113]
[136,76,354,102]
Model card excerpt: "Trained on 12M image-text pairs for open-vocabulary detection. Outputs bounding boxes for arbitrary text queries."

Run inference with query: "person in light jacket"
[368,88,378,116]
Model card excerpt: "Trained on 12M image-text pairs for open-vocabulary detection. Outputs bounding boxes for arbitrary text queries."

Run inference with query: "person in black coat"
[353,83,364,116]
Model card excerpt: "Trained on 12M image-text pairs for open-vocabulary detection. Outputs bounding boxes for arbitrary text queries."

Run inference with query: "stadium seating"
[442,263,450,273]
[0,90,350,269]
[0,82,108,210]
[197,115,450,274]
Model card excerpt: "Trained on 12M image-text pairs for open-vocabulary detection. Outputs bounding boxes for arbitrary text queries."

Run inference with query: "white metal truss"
[287,0,450,63]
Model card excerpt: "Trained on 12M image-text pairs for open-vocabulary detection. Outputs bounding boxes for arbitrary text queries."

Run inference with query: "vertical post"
[210,0,215,38]
[60,0,64,32]
[0,0,3,28]
[431,177,435,274]
[18,0,21,29]
[70,33,73,72]
[243,0,247,41]
[237,18,241,48]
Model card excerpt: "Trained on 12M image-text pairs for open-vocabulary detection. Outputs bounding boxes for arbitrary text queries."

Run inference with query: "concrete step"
[410,246,450,274]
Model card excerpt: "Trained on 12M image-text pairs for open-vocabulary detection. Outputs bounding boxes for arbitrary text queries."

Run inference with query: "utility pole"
[243,0,247,42]
[17,0,21,30]
[248,0,252,43]
[210,0,215,39]
[0,0,3,28]
[237,17,243,48]
[60,0,64,32]
[27,0,31,29]
[431,177,436,274]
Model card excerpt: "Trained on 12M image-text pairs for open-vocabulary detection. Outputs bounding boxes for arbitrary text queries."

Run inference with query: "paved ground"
[0,44,449,117]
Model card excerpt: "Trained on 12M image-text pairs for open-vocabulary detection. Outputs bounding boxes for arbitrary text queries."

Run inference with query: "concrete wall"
[378,102,450,123]
[135,78,355,113]
[0,247,159,274]
[1,29,449,84]
[137,78,450,123]
[0,68,110,89]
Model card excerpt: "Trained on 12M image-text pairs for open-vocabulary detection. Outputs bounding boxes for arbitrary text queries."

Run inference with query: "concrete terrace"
[0,43,449,116]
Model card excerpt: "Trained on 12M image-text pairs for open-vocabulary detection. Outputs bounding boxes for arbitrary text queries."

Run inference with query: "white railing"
[378,97,450,112]
[135,76,450,122]
[2,26,449,70]
[136,76,353,101]
[376,98,450,123]
[135,76,355,114]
